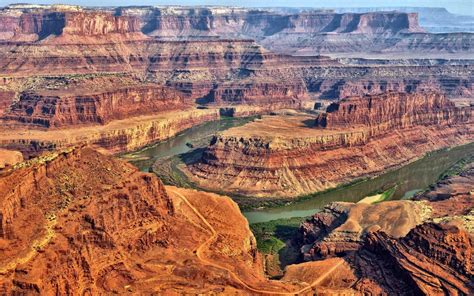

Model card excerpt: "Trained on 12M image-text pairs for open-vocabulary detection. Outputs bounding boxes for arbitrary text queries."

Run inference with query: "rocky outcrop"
[3,85,186,128]
[314,92,472,134]
[296,161,474,295]
[359,223,473,295]
[0,8,146,43]
[0,147,305,294]
[299,200,430,260]
[0,109,220,157]
[204,81,308,107]
[186,93,473,198]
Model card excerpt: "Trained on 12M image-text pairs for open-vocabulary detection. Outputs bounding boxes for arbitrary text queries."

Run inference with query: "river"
[122,118,474,224]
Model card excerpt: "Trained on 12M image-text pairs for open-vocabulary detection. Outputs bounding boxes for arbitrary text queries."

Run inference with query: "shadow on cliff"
[274,224,302,272]
[178,148,206,166]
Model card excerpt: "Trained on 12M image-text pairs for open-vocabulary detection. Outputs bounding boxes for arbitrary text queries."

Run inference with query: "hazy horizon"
[0,0,473,16]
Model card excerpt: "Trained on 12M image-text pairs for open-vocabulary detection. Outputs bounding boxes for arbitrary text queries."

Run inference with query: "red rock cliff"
[315,92,472,135]
[0,10,144,42]
[3,85,186,128]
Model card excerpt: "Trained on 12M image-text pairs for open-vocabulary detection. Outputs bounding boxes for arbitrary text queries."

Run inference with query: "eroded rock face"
[187,92,473,197]
[0,147,301,294]
[315,92,472,134]
[134,9,424,37]
[359,223,473,295]
[297,163,474,295]
[205,81,308,107]
[299,200,430,260]
[0,9,145,42]
[0,109,220,157]
[4,85,186,128]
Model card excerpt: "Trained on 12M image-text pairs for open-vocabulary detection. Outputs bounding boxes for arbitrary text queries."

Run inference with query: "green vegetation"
[438,154,474,180]
[250,216,304,254]
[379,186,397,202]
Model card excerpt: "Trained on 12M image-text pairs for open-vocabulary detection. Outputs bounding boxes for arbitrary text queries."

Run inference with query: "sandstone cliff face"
[0,9,145,42]
[136,10,424,38]
[187,93,473,198]
[3,85,186,128]
[0,147,300,294]
[0,109,220,157]
[315,92,472,134]
[360,223,473,295]
[204,81,308,107]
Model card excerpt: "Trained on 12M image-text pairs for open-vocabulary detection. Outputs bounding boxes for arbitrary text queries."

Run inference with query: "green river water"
[122,118,474,224]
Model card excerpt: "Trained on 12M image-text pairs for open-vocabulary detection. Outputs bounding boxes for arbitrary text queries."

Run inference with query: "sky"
[0,0,473,15]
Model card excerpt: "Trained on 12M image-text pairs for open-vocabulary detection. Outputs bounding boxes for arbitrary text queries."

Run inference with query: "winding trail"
[169,188,344,295]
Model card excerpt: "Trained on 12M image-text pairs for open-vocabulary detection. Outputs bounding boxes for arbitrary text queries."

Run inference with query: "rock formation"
[0,109,220,158]
[4,85,186,128]
[110,5,474,57]
[314,92,471,134]
[0,147,308,294]
[298,163,474,294]
[0,6,146,43]
[186,92,473,197]
[333,222,474,295]
[299,200,431,260]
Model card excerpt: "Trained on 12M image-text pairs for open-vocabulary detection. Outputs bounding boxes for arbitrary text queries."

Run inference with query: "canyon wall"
[0,109,220,158]
[315,92,472,134]
[3,85,186,128]
[186,92,473,197]
[204,81,308,106]
[0,8,145,42]
[0,5,472,159]
[115,6,473,56]
[1,5,471,56]
[130,9,424,37]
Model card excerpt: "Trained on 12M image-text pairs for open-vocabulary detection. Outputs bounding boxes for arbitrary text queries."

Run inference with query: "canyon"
[0,5,472,159]
[0,137,471,294]
[0,3,473,295]
[0,147,293,294]
[186,92,473,198]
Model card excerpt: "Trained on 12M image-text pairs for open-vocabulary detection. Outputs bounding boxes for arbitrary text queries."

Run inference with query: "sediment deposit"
[187,92,473,198]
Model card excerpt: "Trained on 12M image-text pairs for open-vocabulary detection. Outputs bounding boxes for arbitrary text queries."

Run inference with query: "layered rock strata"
[114,6,474,56]
[0,7,146,43]
[187,92,473,197]
[314,92,471,134]
[3,85,186,128]
[0,109,220,158]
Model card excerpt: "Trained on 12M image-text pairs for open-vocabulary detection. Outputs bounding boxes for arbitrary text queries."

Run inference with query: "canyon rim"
[0,2,473,295]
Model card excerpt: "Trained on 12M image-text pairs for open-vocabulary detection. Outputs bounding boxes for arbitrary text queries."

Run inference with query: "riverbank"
[149,141,474,214]
[251,153,474,277]
[0,108,221,158]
